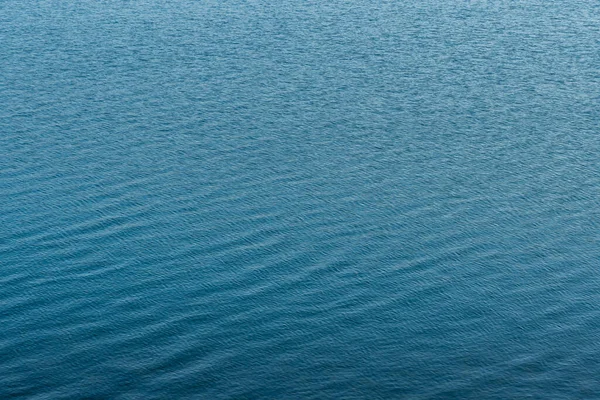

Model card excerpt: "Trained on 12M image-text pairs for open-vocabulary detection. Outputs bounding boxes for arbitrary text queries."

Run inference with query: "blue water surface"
[2,0,600,398]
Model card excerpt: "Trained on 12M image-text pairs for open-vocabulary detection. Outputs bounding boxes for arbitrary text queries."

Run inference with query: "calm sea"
[2,0,600,398]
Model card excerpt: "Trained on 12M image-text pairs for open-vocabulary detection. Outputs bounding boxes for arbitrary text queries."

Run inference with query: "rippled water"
[2,0,600,398]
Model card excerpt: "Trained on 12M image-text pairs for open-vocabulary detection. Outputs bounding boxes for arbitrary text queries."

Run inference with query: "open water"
[2,0,600,398]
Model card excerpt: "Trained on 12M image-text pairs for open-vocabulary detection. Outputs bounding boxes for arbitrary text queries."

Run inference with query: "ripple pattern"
[2,0,600,398]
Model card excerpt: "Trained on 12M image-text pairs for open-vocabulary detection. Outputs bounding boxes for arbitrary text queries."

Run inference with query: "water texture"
[2,0,600,398]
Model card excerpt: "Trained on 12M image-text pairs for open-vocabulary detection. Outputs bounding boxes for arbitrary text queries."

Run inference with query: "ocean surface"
[2,0,600,398]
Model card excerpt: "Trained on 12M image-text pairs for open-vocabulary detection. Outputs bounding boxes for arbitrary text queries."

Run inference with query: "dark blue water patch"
[2,0,600,398]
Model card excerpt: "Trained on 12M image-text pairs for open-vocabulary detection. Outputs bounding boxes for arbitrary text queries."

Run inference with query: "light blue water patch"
[2,0,600,398]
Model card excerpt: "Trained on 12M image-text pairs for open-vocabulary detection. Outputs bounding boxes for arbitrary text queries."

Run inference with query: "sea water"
[2,0,600,398]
